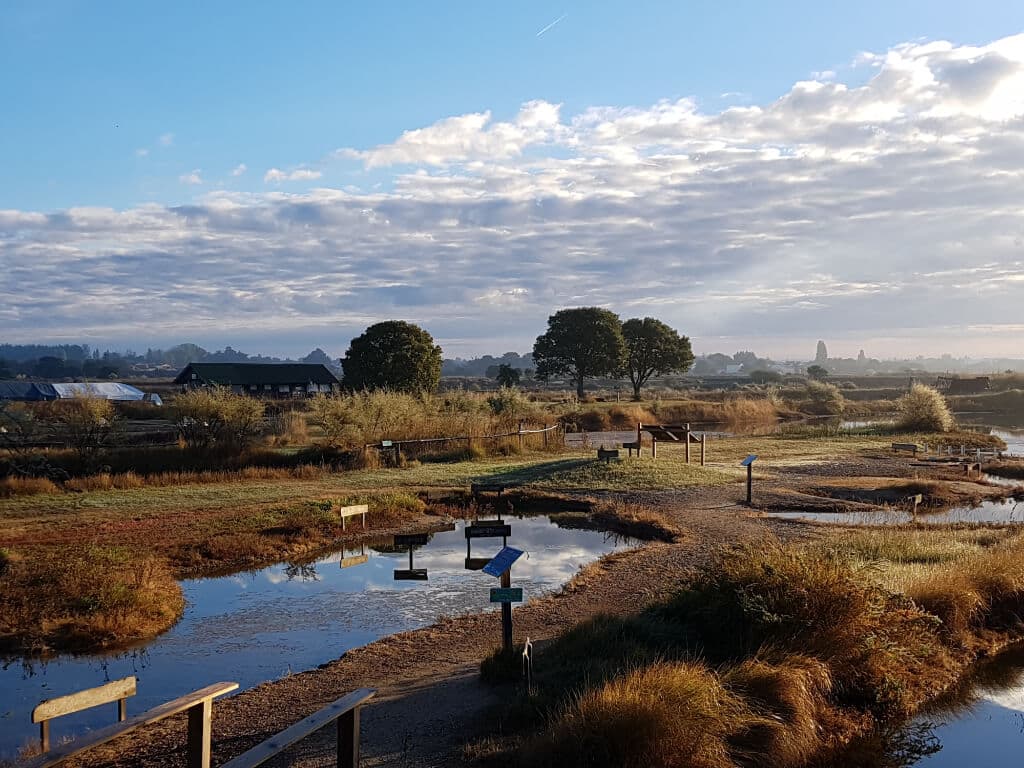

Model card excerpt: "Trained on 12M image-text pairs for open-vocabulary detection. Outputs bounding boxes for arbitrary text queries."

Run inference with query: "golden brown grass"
[527,662,748,768]
[0,475,61,497]
[0,547,184,654]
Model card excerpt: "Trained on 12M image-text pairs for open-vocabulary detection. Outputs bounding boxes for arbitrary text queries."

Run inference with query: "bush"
[174,387,266,450]
[897,384,954,432]
[803,381,844,415]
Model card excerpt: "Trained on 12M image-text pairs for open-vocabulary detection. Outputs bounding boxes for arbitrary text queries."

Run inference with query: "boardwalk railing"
[220,688,376,768]
[25,681,238,768]
[370,423,561,460]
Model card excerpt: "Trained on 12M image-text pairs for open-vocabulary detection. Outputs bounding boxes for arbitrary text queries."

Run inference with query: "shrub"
[174,387,265,450]
[47,396,118,462]
[265,411,309,446]
[802,381,844,415]
[897,384,954,432]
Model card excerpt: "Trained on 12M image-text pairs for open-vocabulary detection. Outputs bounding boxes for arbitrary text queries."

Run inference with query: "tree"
[621,318,694,399]
[174,387,265,450]
[341,321,442,393]
[495,364,521,388]
[806,364,829,381]
[533,308,626,399]
[49,396,118,464]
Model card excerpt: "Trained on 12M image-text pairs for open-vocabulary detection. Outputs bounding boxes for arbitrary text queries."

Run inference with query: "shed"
[173,362,339,397]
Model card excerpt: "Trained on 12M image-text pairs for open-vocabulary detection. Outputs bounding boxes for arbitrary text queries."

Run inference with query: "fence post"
[186,698,213,768]
[518,420,524,451]
[701,435,706,467]
[543,423,548,448]
[685,423,691,464]
[337,706,360,768]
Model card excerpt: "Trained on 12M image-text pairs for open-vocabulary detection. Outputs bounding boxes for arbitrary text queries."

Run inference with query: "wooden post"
[186,699,213,768]
[501,569,513,650]
[685,423,691,464]
[543,423,548,448]
[700,435,706,467]
[637,422,642,457]
[39,720,50,753]
[118,697,127,722]
[651,437,657,459]
[338,707,360,768]
[746,463,753,506]
[518,420,524,451]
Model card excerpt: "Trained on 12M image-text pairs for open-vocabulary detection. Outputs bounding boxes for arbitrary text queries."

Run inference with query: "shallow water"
[0,516,629,758]
[768,497,1024,526]
[839,645,1024,766]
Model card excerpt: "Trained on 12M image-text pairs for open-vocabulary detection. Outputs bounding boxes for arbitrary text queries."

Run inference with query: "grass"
[0,546,184,654]
[0,491,428,653]
[476,529,1024,767]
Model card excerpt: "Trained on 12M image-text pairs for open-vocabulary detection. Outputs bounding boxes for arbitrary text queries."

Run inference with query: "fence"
[368,422,562,461]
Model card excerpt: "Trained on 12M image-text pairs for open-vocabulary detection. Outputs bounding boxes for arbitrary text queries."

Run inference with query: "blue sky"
[3,2,1024,358]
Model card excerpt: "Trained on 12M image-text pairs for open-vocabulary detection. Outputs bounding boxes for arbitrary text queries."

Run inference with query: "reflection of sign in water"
[393,569,428,581]
[483,546,524,578]
[394,533,430,548]
[466,523,512,539]
[340,554,368,569]
[490,587,523,603]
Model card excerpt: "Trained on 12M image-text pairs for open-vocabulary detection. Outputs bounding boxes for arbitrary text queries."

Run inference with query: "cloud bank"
[3,35,1024,357]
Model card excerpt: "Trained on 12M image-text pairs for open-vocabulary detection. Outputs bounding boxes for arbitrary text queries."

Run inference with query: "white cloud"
[5,34,1024,357]
[135,148,149,158]
[159,132,175,147]
[178,169,203,185]
[231,163,248,177]
[264,167,322,183]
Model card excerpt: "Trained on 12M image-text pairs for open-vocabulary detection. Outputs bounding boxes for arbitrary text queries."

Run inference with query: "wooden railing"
[32,676,137,753]
[219,688,376,768]
[25,681,238,768]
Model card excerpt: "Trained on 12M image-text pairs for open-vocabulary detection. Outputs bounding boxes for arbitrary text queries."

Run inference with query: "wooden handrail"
[220,688,376,768]
[24,682,238,768]
[32,676,137,752]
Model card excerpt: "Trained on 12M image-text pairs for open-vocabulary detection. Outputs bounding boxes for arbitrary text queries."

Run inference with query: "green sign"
[490,587,523,604]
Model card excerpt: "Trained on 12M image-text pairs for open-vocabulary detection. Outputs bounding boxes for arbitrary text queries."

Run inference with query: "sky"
[2,1,1024,361]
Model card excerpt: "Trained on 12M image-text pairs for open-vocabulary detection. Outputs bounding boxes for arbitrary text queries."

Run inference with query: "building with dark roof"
[173,362,340,397]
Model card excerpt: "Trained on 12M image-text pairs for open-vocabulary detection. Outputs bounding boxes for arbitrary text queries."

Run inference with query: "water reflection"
[0,515,629,759]
[833,645,1024,767]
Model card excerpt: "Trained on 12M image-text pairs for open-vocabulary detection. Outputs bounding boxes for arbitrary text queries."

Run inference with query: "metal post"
[746,464,753,506]
[501,570,513,650]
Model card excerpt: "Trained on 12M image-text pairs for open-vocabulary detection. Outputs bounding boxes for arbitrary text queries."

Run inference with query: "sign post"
[741,454,758,506]
[483,546,524,651]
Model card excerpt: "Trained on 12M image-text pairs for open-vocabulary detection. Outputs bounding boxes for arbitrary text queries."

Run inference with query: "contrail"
[536,12,567,37]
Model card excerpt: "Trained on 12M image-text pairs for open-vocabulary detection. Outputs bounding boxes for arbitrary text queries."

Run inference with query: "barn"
[174,362,340,397]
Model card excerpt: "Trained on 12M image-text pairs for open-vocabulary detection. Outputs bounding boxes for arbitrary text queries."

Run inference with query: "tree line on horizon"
[338,308,694,400]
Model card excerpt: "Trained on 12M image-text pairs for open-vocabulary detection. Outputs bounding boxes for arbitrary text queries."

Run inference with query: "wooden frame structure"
[26,681,238,768]
[219,688,376,768]
[628,423,707,465]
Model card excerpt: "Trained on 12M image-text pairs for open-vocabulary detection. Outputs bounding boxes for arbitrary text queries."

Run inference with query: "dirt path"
[54,450,999,767]
[63,501,794,768]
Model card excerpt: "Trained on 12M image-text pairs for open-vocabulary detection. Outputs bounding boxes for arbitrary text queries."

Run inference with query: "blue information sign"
[482,546,524,578]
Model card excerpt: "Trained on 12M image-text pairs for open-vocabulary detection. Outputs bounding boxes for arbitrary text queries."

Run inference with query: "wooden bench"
[597,448,619,463]
[26,681,238,768]
[220,688,376,768]
[338,504,368,531]
[892,443,923,456]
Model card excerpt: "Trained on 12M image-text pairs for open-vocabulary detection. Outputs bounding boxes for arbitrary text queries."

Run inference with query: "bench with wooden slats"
[220,688,376,768]
[25,681,238,768]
